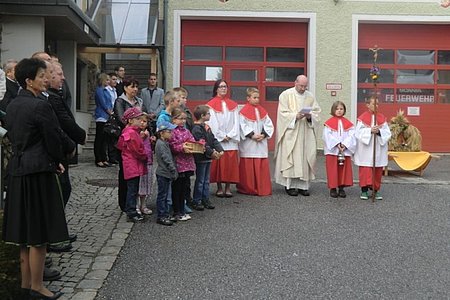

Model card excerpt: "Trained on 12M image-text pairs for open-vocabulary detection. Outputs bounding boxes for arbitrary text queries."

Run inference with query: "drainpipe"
[162,0,168,90]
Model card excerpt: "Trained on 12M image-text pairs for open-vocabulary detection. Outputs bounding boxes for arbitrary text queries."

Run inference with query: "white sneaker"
[140,207,153,215]
[184,214,192,220]
[176,214,190,221]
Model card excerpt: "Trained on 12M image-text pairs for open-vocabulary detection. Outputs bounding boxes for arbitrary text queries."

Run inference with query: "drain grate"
[86,178,118,187]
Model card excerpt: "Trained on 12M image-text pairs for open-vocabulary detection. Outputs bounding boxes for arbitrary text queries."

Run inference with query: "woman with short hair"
[2,57,67,299]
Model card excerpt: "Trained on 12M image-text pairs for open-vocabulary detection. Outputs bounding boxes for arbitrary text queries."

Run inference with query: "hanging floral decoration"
[370,65,380,83]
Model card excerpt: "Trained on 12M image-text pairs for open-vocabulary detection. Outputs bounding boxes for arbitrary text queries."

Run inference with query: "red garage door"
[180,20,308,150]
[358,24,450,152]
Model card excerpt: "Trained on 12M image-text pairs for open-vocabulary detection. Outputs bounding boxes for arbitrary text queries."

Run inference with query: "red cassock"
[210,150,239,183]
[236,103,272,196]
[237,157,272,196]
[358,166,383,190]
[325,155,353,189]
[323,116,354,189]
[207,96,240,184]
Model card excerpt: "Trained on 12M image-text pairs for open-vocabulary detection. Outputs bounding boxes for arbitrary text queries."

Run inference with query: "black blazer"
[47,88,86,146]
[5,89,64,176]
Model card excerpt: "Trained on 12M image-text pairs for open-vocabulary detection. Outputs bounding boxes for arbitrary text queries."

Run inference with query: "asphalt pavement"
[86,152,450,299]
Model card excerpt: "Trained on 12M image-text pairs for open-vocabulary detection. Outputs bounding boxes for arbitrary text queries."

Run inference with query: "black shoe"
[43,267,61,281]
[68,233,77,243]
[157,218,173,226]
[298,189,310,196]
[47,242,72,253]
[108,160,119,165]
[45,257,53,268]
[338,189,346,198]
[21,288,31,300]
[29,289,63,299]
[127,214,144,223]
[191,203,204,211]
[202,200,215,209]
[285,187,299,196]
[330,189,338,198]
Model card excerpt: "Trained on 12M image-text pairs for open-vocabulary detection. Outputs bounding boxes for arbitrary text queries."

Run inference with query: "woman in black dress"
[2,58,67,299]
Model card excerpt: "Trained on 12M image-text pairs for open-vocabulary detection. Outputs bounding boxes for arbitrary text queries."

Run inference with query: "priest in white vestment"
[274,75,321,196]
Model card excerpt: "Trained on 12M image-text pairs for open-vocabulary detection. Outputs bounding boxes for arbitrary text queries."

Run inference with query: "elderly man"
[0,59,19,112]
[274,75,321,196]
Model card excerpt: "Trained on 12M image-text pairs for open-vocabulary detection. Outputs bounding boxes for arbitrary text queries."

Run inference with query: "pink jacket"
[168,126,196,173]
[116,126,147,180]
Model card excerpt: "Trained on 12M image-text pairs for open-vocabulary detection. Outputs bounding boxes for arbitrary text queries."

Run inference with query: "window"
[184,46,222,61]
[183,85,213,101]
[358,49,394,64]
[267,48,304,62]
[266,67,304,82]
[184,66,222,81]
[397,50,435,65]
[231,70,257,82]
[438,50,450,65]
[357,48,450,104]
[226,47,263,61]
[266,86,287,101]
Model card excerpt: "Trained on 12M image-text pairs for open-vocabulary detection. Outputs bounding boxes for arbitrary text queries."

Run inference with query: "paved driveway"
[96,154,450,299]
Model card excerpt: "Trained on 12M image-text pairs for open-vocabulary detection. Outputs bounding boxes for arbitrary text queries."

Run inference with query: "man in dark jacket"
[0,59,19,113]
[47,62,86,205]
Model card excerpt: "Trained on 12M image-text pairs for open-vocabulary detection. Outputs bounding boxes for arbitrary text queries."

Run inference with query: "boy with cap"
[155,121,178,226]
[116,107,148,222]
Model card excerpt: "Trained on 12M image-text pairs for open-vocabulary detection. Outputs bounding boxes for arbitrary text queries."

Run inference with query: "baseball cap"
[156,121,176,132]
[122,107,144,123]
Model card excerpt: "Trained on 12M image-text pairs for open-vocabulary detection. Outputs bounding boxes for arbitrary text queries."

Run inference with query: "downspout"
[162,0,168,90]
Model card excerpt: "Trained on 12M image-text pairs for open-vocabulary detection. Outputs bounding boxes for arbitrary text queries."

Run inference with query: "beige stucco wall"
[166,0,450,140]
[1,16,45,62]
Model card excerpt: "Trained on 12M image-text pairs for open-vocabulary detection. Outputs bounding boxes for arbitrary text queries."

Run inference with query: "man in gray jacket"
[141,73,165,119]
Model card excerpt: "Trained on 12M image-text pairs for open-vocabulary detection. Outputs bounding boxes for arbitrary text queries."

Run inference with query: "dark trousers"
[125,176,140,217]
[118,155,127,212]
[156,175,171,219]
[172,174,189,216]
[94,122,107,163]
[107,135,120,163]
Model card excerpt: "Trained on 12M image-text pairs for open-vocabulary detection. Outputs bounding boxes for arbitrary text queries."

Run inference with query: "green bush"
[0,211,21,300]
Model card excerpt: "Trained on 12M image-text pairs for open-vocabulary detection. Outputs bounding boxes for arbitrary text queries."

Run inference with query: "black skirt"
[2,172,69,246]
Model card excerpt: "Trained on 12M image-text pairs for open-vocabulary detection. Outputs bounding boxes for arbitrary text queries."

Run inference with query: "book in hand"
[299,107,312,114]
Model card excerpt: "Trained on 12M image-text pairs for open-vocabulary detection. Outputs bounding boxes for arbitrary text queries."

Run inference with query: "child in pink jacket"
[116,107,148,222]
[168,107,196,221]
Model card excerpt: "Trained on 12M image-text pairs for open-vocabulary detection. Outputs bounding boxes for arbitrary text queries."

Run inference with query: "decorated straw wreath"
[388,110,422,152]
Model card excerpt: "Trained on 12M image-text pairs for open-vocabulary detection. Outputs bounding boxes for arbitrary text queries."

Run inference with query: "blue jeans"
[193,161,211,204]
[125,176,140,217]
[156,175,172,219]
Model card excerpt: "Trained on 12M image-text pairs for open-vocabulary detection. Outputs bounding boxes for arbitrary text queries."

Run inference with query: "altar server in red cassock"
[207,79,240,198]
[237,88,274,196]
[323,101,356,198]
[354,96,391,200]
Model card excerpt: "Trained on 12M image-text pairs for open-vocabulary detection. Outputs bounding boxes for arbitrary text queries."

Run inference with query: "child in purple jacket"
[116,107,148,222]
[169,108,196,221]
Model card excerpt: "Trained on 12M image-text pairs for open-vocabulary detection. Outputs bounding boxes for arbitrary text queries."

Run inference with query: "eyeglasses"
[218,85,227,88]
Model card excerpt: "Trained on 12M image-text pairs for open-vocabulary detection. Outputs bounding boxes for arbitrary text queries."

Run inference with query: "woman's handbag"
[103,114,122,138]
